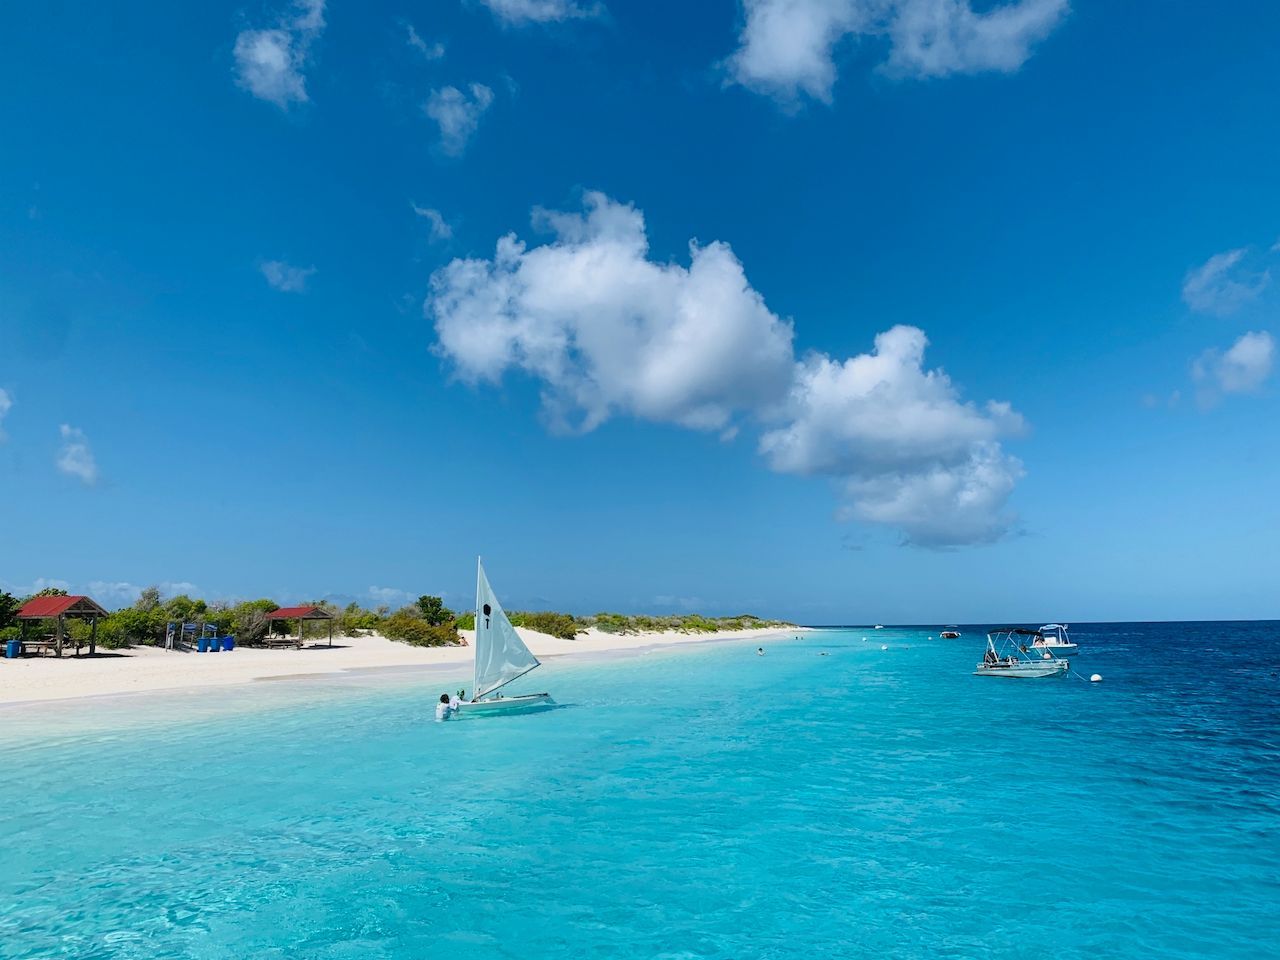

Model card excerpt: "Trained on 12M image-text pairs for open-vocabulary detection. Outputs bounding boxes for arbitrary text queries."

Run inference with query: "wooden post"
[55,614,64,658]
[90,616,98,655]
[329,619,333,647]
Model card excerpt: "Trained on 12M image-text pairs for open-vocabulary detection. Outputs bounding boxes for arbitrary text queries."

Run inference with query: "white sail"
[473,558,540,700]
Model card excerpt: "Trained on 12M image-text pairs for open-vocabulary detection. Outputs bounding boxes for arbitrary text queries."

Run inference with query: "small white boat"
[455,558,553,716]
[1028,623,1078,658]
[874,624,885,630]
[974,629,1069,679]
[940,626,961,639]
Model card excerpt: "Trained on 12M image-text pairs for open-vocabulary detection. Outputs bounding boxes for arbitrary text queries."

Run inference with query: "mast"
[473,555,482,700]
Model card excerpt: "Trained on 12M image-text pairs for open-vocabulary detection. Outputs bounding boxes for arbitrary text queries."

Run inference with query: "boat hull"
[1031,643,1078,657]
[940,632,961,639]
[455,693,554,715]
[974,660,1069,678]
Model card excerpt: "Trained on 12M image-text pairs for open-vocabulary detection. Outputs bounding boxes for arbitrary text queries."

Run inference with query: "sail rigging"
[472,558,541,700]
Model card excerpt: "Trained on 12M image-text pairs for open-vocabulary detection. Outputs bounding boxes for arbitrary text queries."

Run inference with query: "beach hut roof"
[266,605,333,620]
[17,595,109,619]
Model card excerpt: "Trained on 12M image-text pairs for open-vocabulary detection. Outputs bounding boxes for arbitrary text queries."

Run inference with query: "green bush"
[0,625,19,642]
[382,612,461,647]
[509,611,580,640]
[454,611,475,631]
[98,608,164,647]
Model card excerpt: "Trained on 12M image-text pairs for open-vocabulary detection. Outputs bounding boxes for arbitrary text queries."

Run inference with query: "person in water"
[435,693,457,722]
[756,647,765,656]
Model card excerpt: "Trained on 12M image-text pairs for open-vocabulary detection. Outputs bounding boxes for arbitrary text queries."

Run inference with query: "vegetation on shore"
[0,586,793,649]
[456,610,793,640]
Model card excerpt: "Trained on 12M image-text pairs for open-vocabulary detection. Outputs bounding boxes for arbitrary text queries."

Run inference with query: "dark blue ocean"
[1,621,1277,958]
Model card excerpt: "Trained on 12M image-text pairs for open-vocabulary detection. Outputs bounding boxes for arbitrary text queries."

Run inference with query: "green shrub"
[98,608,163,647]
[0,625,19,642]
[510,611,580,640]
[454,611,475,631]
[382,612,462,647]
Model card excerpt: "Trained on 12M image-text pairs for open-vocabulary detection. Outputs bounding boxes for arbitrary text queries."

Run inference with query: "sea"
[0,622,1276,959]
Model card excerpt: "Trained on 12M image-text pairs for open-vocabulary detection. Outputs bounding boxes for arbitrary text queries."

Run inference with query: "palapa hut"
[16,595,109,657]
[263,605,334,649]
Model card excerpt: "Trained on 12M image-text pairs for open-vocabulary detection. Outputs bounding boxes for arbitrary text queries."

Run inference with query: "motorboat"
[974,629,1069,679]
[940,626,961,639]
[1029,623,1078,657]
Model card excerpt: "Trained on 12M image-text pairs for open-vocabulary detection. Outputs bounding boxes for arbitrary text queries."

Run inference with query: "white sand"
[0,626,804,705]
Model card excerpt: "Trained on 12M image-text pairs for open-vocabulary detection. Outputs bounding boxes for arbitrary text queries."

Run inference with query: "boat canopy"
[988,627,1044,637]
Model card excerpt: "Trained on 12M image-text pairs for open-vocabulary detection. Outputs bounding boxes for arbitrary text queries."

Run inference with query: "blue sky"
[1,0,1277,623]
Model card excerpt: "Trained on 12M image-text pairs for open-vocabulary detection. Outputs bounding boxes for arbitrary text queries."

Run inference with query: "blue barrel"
[197,637,209,653]
[222,636,236,651]
[4,639,19,659]
[209,637,222,652]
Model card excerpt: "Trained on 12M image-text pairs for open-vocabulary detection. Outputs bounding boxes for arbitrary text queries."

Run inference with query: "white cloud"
[261,259,316,292]
[57,424,98,485]
[430,192,1024,545]
[759,326,1024,545]
[233,0,326,109]
[406,23,445,60]
[0,387,12,441]
[425,84,495,155]
[0,577,72,598]
[480,0,602,25]
[430,191,797,433]
[1192,331,1275,404]
[89,581,143,607]
[367,585,415,607]
[1182,248,1270,315]
[728,0,1067,104]
[412,203,453,241]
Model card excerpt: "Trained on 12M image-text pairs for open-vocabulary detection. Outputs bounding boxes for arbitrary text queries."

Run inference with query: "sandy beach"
[0,625,804,706]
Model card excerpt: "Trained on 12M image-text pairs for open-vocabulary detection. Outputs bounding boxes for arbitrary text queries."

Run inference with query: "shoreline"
[0,625,809,708]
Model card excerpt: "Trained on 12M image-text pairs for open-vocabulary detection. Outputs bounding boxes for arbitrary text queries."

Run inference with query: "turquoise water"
[1,623,1277,959]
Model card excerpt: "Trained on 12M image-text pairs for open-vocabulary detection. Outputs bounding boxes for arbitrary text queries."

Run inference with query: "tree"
[134,586,161,612]
[415,595,454,627]
[0,591,19,631]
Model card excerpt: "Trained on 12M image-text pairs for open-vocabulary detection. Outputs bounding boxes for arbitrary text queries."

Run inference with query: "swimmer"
[435,693,457,722]
[756,647,765,656]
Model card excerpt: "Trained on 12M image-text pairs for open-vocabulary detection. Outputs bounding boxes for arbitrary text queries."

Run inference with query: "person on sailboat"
[435,694,458,722]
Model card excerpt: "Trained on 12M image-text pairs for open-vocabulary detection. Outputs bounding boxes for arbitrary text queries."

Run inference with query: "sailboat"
[455,558,553,716]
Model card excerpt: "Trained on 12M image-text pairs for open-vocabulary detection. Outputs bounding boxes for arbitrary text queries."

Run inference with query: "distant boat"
[1029,623,1078,657]
[456,558,553,716]
[974,628,1069,679]
[940,626,962,639]
[874,624,885,630]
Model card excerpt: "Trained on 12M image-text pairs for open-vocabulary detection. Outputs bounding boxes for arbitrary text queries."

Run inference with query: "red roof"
[267,605,332,620]
[17,595,108,618]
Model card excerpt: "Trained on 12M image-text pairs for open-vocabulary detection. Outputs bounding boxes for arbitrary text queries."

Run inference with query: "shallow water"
[1,623,1277,959]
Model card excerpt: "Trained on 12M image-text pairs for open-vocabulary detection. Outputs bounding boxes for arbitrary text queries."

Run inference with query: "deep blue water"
[1,622,1277,959]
